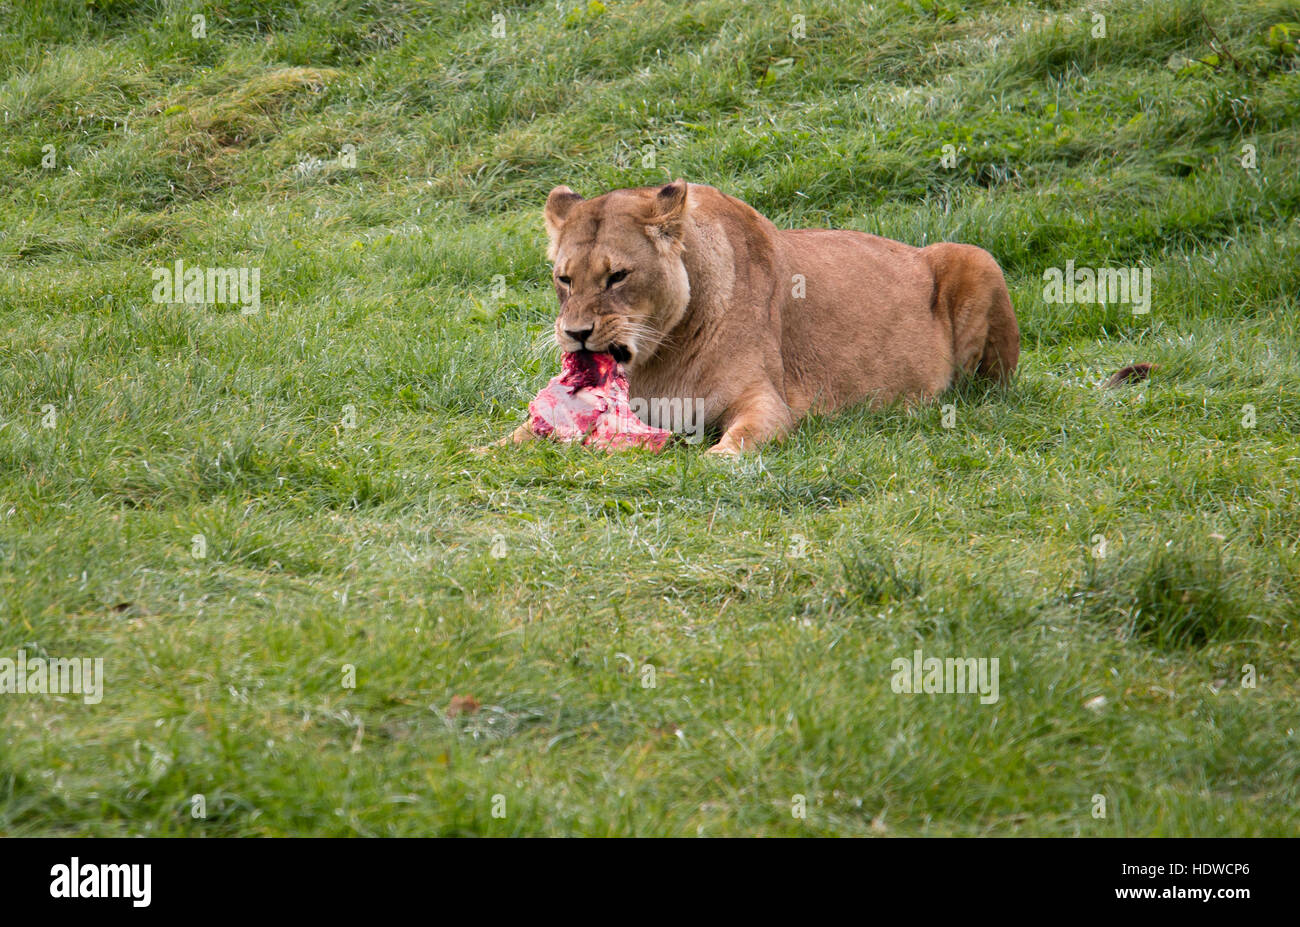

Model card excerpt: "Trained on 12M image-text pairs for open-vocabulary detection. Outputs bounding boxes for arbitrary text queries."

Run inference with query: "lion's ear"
[646,178,690,252]
[544,185,583,257]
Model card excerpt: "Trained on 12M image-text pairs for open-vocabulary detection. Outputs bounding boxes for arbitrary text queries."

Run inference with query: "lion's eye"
[606,270,629,287]
[556,275,571,286]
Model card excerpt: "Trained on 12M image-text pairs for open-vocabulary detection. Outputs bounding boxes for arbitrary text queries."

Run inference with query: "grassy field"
[1,0,1298,836]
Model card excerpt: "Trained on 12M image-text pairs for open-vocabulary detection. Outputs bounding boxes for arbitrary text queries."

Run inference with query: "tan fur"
[517,179,1020,455]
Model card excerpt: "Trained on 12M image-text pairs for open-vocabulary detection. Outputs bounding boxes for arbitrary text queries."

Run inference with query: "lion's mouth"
[609,343,632,364]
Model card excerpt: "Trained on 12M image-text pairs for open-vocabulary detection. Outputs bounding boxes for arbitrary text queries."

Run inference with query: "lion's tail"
[1103,362,1158,389]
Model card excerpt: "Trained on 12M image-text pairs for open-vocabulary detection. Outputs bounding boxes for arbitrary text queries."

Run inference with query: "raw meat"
[526,351,671,452]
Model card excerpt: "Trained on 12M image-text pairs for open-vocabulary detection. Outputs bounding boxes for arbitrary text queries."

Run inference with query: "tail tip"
[1104,362,1158,389]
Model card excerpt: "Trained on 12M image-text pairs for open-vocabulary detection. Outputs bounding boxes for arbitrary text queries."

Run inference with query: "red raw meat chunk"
[527,351,671,452]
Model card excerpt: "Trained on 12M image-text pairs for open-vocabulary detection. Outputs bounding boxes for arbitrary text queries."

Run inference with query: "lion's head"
[542,179,692,370]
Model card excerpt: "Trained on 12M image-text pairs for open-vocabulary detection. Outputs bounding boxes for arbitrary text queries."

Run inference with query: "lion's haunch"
[527,351,671,452]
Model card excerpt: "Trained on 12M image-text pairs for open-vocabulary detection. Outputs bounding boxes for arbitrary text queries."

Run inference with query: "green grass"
[1,0,1298,836]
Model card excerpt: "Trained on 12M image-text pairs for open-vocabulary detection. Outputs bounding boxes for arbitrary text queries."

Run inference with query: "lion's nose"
[564,327,594,346]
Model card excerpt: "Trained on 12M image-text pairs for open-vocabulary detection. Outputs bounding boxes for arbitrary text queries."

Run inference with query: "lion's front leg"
[504,423,536,445]
[706,389,792,455]
[474,423,536,454]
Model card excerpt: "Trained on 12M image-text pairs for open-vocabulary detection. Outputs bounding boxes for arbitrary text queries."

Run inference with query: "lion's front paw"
[473,424,535,454]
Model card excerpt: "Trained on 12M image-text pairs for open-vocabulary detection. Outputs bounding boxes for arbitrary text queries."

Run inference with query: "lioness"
[511,178,1020,455]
